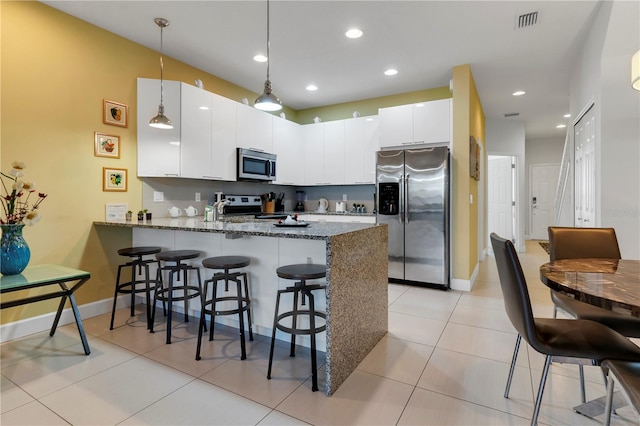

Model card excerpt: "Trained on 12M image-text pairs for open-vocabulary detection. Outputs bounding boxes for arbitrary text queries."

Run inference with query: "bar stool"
[267,263,327,392]
[150,249,203,344]
[196,255,253,361]
[109,246,162,330]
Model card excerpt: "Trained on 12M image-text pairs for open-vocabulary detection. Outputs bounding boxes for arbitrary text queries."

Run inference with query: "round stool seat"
[276,264,326,280]
[118,246,162,257]
[202,256,251,270]
[156,249,200,262]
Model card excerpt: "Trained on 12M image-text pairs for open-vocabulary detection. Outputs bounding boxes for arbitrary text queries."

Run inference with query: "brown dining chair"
[601,360,640,426]
[548,227,640,401]
[548,226,639,336]
[490,233,640,426]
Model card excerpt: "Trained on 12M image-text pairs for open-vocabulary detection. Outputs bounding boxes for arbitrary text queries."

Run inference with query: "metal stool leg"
[236,278,247,360]
[267,289,284,380]
[195,279,211,360]
[241,272,253,340]
[290,284,300,357]
[307,287,319,392]
[109,263,126,330]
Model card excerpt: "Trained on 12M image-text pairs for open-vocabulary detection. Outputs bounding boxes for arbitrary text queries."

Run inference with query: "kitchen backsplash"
[142,178,375,217]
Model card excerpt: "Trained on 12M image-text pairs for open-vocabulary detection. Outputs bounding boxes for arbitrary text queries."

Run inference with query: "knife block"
[264,201,275,213]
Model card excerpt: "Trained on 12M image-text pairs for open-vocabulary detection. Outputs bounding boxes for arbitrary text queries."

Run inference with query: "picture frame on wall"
[103,99,128,128]
[469,136,480,181]
[94,132,120,158]
[102,167,128,192]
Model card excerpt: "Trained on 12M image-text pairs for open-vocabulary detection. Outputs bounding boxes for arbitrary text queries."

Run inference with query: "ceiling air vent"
[515,11,538,29]
[504,112,520,118]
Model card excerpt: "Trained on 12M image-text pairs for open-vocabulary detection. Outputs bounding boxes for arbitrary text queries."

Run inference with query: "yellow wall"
[1,1,483,325]
[451,64,485,280]
[0,1,266,324]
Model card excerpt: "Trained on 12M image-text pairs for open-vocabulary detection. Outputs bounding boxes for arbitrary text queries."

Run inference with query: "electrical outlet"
[307,257,312,264]
[343,194,348,201]
[153,191,164,202]
[195,192,201,202]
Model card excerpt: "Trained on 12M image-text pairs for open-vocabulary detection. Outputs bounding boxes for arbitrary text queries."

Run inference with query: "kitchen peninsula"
[95,218,388,395]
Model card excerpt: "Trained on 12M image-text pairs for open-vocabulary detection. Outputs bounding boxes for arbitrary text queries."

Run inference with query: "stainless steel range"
[222,194,287,219]
[222,195,263,215]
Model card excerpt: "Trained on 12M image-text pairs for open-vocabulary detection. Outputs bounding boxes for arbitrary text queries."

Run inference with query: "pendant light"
[149,17,173,129]
[254,0,282,111]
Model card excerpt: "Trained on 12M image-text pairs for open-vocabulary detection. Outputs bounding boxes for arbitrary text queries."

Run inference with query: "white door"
[488,156,515,243]
[574,106,596,227]
[530,164,560,240]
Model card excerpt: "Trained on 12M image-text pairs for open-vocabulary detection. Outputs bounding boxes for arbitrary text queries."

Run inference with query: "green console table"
[1,264,91,354]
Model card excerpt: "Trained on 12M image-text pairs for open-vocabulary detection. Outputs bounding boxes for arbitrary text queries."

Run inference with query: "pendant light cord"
[266,0,270,82]
[159,24,165,106]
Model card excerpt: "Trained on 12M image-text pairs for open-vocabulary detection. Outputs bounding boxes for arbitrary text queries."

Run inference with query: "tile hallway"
[1,241,639,425]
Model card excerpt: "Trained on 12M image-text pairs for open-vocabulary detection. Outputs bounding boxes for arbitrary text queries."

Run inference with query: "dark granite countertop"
[94,218,382,241]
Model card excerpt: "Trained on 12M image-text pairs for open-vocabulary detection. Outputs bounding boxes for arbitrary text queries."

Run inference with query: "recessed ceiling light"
[169,141,180,145]
[253,54,268,63]
[345,28,363,39]
[512,90,526,96]
[384,69,398,76]
[563,113,571,118]
[556,124,567,129]
[306,84,318,91]
[199,106,209,110]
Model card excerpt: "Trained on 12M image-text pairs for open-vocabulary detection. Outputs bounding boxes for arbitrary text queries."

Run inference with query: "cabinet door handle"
[203,176,222,179]
[164,174,179,176]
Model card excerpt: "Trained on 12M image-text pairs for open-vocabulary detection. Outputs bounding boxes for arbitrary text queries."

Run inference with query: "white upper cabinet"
[379,99,451,148]
[138,79,237,181]
[302,121,345,186]
[413,98,451,145]
[137,78,182,177]
[209,93,237,181]
[344,116,378,184]
[303,123,325,185]
[180,83,213,179]
[272,116,303,185]
[322,120,345,185]
[236,103,274,153]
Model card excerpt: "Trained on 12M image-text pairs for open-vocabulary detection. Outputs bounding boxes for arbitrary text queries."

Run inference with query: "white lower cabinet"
[132,228,326,349]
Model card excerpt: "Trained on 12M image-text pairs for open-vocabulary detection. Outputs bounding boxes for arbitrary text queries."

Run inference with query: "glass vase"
[1,223,31,275]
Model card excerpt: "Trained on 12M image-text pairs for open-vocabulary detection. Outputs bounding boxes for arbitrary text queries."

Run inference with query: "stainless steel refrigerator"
[376,147,450,288]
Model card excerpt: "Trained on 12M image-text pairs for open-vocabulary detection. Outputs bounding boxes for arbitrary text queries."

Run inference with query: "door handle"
[399,174,404,223]
[405,174,410,223]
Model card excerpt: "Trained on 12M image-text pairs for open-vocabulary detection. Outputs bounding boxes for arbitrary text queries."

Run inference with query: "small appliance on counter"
[294,191,305,212]
[335,201,346,213]
[317,198,329,213]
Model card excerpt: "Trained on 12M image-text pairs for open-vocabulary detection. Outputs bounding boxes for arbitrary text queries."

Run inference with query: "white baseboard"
[450,262,479,292]
[0,298,114,343]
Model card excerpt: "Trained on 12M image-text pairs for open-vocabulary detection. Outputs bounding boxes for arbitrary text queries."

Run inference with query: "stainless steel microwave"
[237,148,277,181]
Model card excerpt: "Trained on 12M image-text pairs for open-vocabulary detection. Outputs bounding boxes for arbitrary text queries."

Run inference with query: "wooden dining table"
[540,258,640,317]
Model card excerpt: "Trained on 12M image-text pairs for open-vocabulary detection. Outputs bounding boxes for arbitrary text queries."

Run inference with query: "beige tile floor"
[2,241,639,425]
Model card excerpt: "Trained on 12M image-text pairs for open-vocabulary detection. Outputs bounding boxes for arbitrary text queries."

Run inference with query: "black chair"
[267,263,327,392]
[196,256,253,361]
[548,226,640,402]
[601,360,640,426]
[109,246,162,330]
[150,249,203,344]
[490,233,640,425]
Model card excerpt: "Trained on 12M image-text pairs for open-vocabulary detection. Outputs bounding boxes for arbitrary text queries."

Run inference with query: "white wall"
[485,119,526,251]
[570,0,640,259]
